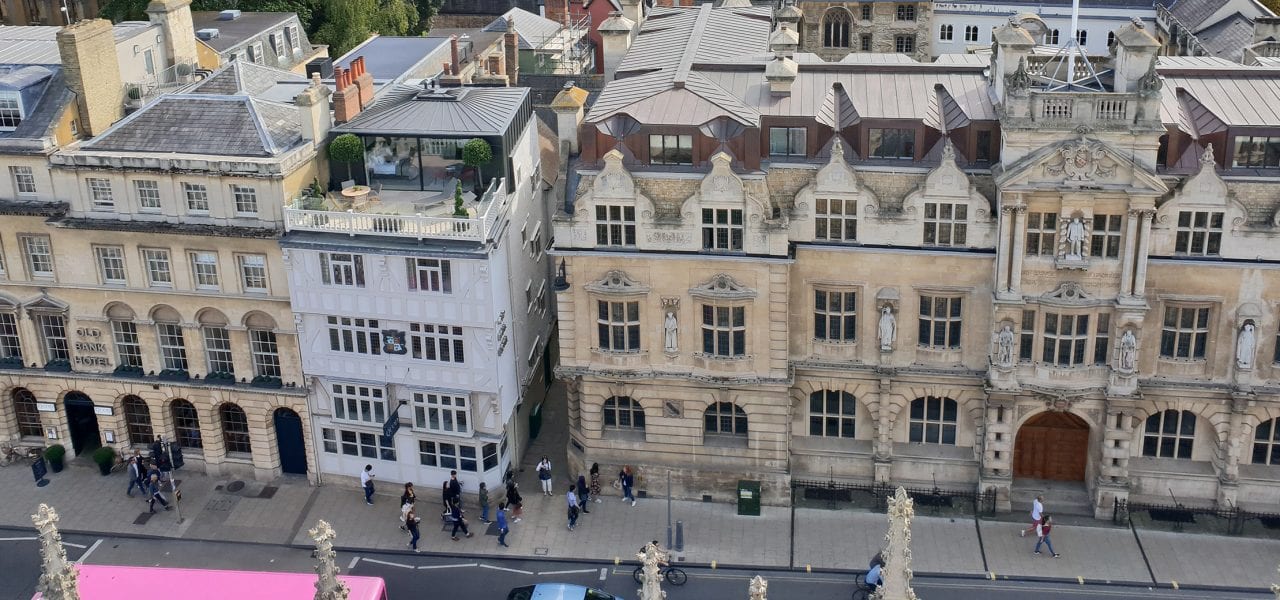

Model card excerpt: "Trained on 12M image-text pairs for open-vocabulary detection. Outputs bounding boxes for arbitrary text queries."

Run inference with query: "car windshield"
[585,589,617,600]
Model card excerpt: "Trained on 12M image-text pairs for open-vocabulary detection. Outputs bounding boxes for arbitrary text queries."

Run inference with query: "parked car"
[506,583,622,600]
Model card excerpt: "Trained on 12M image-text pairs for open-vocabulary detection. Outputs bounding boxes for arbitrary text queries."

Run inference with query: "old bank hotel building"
[554,4,1280,515]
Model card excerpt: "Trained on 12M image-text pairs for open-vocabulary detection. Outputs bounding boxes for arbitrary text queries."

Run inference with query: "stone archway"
[1014,411,1089,481]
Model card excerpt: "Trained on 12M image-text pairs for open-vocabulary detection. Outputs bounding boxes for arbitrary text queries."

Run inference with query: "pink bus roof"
[34,565,387,600]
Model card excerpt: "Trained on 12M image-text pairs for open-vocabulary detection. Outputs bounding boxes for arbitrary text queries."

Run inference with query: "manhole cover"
[204,498,235,512]
[258,486,278,499]
[133,512,153,525]
[226,480,245,493]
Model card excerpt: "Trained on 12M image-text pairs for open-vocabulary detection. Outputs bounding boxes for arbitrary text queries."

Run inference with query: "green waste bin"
[737,480,761,516]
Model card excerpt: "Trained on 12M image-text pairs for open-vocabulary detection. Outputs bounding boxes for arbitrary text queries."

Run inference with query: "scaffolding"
[532,10,594,75]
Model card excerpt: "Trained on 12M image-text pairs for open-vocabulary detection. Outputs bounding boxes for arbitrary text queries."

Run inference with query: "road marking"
[417,563,478,570]
[348,557,360,570]
[75,539,103,564]
[0,537,37,542]
[538,569,598,576]
[479,564,533,575]
[62,542,87,549]
[361,558,414,570]
[599,567,608,581]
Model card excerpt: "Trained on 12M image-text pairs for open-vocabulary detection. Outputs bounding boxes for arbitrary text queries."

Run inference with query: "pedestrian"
[447,470,463,507]
[1021,495,1044,537]
[126,456,145,497]
[360,465,376,505]
[589,463,602,503]
[496,502,510,548]
[576,475,590,513]
[405,506,421,552]
[147,474,171,514]
[536,456,553,496]
[479,482,491,524]
[441,480,452,513]
[506,481,524,523]
[1033,514,1060,558]
[400,482,416,532]
[449,500,473,541]
[619,465,636,506]
[566,485,580,531]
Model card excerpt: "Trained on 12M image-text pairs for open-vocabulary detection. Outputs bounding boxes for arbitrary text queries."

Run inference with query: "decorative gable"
[593,149,636,200]
[584,270,650,296]
[921,140,972,199]
[700,152,746,205]
[996,133,1168,194]
[1039,281,1107,307]
[1155,143,1247,235]
[688,273,757,301]
[22,294,69,313]
[814,138,859,194]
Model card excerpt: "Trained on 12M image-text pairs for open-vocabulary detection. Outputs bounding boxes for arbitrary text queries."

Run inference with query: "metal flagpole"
[1067,0,1080,86]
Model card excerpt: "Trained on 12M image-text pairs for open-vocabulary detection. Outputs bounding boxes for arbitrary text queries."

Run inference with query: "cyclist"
[864,561,882,592]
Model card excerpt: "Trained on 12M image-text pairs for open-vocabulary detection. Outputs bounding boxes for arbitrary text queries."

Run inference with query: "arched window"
[1075,29,1087,45]
[170,399,202,449]
[909,396,957,445]
[1252,418,1280,465]
[1046,29,1060,45]
[809,390,855,438]
[602,396,645,430]
[939,24,953,41]
[1142,409,1195,459]
[823,8,851,48]
[122,395,153,445]
[1107,31,1116,47]
[704,402,748,436]
[220,403,251,454]
[12,388,42,437]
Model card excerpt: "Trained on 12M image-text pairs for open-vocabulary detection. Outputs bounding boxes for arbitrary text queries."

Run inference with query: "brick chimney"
[57,19,124,137]
[146,0,198,68]
[450,35,461,75]
[332,66,361,124]
[504,17,520,86]
[351,56,374,108]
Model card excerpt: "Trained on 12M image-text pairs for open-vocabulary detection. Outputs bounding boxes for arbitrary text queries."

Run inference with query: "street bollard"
[675,520,684,552]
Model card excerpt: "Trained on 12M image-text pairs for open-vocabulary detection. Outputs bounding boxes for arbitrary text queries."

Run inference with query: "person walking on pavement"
[479,483,491,524]
[441,480,452,513]
[360,465,376,506]
[449,500,473,541]
[496,502,510,548]
[1033,514,1061,557]
[1021,495,1044,537]
[447,470,463,508]
[147,474,171,514]
[405,506,422,552]
[506,481,524,523]
[576,475,591,513]
[537,456,554,496]
[619,466,636,506]
[400,482,416,532]
[589,463,602,503]
[126,456,145,497]
[566,485,580,531]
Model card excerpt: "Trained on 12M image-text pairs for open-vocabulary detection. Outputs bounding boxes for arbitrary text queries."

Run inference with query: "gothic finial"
[831,136,845,160]
[941,137,956,163]
[1138,56,1162,98]
[1201,143,1215,165]
[748,575,768,600]
[637,542,668,600]
[310,520,350,600]
[1005,57,1033,96]
[33,504,79,600]
[880,488,920,600]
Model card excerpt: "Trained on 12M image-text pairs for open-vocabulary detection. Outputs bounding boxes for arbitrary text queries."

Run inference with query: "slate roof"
[1168,0,1231,29]
[1193,12,1256,61]
[190,60,308,96]
[484,8,565,50]
[0,26,64,65]
[190,11,296,53]
[0,68,73,144]
[1163,0,1274,59]
[334,85,529,137]
[82,94,302,157]
[616,4,773,76]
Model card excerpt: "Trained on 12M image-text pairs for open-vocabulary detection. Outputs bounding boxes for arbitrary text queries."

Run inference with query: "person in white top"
[1021,495,1044,537]
[360,464,376,506]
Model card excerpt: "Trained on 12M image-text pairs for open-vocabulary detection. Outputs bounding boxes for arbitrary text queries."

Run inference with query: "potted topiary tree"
[45,444,65,473]
[453,181,467,217]
[92,446,116,476]
[327,133,365,184]
[462,138,493,192]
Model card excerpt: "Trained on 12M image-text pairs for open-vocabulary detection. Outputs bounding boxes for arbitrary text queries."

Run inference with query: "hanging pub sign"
[381,329,407,355]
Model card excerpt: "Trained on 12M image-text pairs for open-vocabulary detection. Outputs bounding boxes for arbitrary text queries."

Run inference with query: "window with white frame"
[156,322,187,370]
[86,178,114,209]
[918,295,962,349]
[286,25,300,50]
[1174,211,1223,256]
[1090,214,1123,258]
[134,180,161,210]
[320,252,365,287]
[183,183,209,212]
[964,25,979,42]
[534,281,547,314]
[603,396,645,429]
[768,127,807,157]
[1042,313,1089,367]
[203,326,234,374]
[0,92,23,129]
[1160,305,1209,359]
[894,35,916,53]
[595,205,636,246]
[1046,29,1060,44]
[237,254,268,292]
[701,208,743,251]
[408,323,465,363]
[21,235,53,278]
[332,383,386,424]
[406,258,452,293]
[190,251,220,290]
[814,289,856,342]
[909,396,957,444]
[327,316,380,355]
[939,24,953,40]
[269,32,282,55]
[597,300,640,352]
[418,440,478,471]
[231,185,258,215]
[323,428,395,461]
[1142,409,1195,459]
[94,246,127,285]
[923,202,967,246]
[36,314,69,363]
[111,320,142,368]
[10,166,36,195]
[701,304,746,357]
[1025,212,1057,255]
[531,224,544,261]
[809,389,855,438]
[248,42,264,64]
[815,198,857,241]
[220,403,252,454]
[1075,29,1087,45]
[141,248,172,287]
[249,329,280,377]
[412,392,469,434]
[0,312,21,361]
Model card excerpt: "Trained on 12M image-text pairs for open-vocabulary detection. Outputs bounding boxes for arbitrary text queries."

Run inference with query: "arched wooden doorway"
[273,408,307,475]
[1014,411,1089,481]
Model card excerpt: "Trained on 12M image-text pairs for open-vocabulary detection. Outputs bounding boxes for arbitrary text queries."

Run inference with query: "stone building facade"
[553,4,1280,516]
[792,1,932,60]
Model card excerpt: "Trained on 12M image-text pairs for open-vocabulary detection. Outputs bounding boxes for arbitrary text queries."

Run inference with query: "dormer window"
[649,134,692,165]
[0,92,23,130]
[1232,135,1280,168]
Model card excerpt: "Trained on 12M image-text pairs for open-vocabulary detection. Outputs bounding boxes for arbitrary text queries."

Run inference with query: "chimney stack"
[146,0,198,69]
[550,82,589,154]
[332,66,362,124]
[295,72,333,144]
[768,24,800,58]
[598,11,635,81]
[618,0,641,32]
[1111,18,1160,93]
[504,17,520,85]
[57,19,124,137]
[352,56,374,108]
[764,53,798,96]
[450,35,461,75]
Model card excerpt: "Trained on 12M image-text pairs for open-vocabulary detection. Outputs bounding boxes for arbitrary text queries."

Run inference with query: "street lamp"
[161,439,183,522]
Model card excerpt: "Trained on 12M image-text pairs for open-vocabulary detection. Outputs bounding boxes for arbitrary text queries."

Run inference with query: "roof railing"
[283,178,506,243]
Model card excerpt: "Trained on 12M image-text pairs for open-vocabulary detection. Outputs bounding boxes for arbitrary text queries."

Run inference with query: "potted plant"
[126,85,143,105]
[206,371,236,385]
[327,133,365,183]
[251,375,283,389]
[452,181,468,217]
[158,368,189,382]
[44,359,71,372]
[45,444,65,473]
[92,446,116,476]
[462,138,493,192]
[113,364,145,378]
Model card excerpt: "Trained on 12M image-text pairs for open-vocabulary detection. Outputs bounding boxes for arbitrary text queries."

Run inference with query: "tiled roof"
[1158,64,1280,130]
[83,94,301,157]
[616,4,772,76]
[484,7,564,50]
[190,60,307,96]
[1194,13,1256,61]
[334,85,529,137]
[1168,0,1230,29]
[190,11,296,53]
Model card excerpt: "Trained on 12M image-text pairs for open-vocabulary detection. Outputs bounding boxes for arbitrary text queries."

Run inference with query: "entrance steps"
[1010,479,1095,517]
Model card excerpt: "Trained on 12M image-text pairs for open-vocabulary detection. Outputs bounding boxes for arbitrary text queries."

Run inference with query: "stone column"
[873,373,894,484]
[1008,205,1028,295]
[995,205,1014,298]
[32,504,79,600]
[880,487,919,600]
[310,519,350,600]
[228,327,254,382]
[1131,210,1154,297]
[16,307,44,368]
[1217,393,1250,507]
[183,323,208,377]
[1118,210,1140,298]
[1095,399,1133,518]
[978,393,1014,512]
[637,542,667,600]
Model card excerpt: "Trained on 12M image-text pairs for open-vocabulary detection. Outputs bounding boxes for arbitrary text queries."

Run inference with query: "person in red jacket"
[1034,514,1060,558]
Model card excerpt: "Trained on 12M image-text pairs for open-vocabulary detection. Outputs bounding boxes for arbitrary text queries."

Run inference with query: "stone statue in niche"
[1237,322,1256,369]
[664,310,678,354]
[878,305,896,352]
[1065,217,1087,259]
[1118,329,1137,372]
[995,325,1015,367]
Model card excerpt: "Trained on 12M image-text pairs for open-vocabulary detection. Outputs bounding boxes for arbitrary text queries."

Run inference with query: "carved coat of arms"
[1044,138,1117,182]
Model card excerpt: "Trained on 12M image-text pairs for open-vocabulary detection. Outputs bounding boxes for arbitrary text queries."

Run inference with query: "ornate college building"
[554,4,1280,515]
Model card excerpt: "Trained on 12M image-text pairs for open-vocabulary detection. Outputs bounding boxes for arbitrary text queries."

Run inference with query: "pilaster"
[1131,209,1154,297]
[1008,205,1028,295]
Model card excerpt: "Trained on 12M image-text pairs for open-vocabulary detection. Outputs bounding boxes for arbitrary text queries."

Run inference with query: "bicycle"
[632,564,687,586]
[0,444,41,467]
[850,572,876,600]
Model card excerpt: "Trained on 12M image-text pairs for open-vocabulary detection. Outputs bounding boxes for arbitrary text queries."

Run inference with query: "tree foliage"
[327,133,365,181]
[462,138,494,190]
